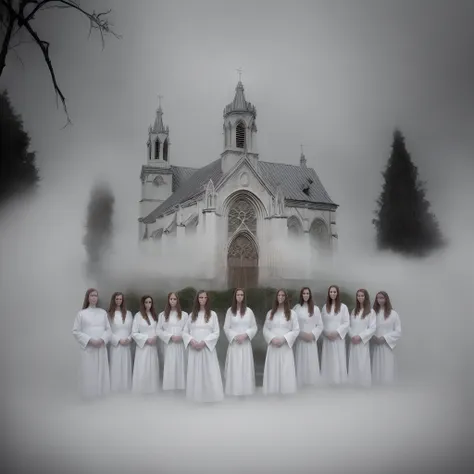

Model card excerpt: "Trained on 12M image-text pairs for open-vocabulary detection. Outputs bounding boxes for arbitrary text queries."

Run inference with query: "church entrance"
[227,233,259,289]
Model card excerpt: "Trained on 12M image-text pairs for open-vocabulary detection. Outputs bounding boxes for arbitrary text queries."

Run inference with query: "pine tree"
[83,182,115,280]
[373,129,445,257]
[0,90,40,205]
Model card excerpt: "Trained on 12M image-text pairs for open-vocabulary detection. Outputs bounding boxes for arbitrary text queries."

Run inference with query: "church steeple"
[147,96,170,168]
[221,72,258,173]
[300,145,307,167]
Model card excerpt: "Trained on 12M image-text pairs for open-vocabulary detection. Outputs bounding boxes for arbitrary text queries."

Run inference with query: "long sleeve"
[156,312,172,344]
[182,317,193,348]
[383,312,402,349]
[263,311,276,344]
[110,327,120,347]
[126,312,133,342]
[359,311,376,344]
[336,304,350,339]
[203,312,220,352]
[283,311,300,348]
[100,312,112,344]
[132,314,148,349]
[311,307,323,341]
[223,309,238,343]
[246,309,258,340]
[72,311,90,349]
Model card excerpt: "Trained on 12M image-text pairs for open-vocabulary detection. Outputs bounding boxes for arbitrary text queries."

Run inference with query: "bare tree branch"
[0,0,120,125]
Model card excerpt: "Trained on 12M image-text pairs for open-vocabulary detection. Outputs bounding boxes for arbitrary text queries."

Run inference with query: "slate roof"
[143,159,223,224]
[170,165,197,192]
[258,161,335,205]
[142,158,337,224]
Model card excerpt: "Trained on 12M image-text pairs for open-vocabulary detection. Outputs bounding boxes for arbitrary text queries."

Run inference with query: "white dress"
[347,309,376,387]
[372,310,402,385]
[72,307,111,399]
[182,311,224,403]
[108,310,133,393]
[262,309,300,395]
[293,303,324,387]
[223,306,258,396]
[321,303,350,385]
[156,310,189,390]
[131,312,160,394]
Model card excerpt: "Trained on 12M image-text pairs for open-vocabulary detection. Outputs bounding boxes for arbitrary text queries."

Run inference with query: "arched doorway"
[309,218,331,250]
[227,233,259,289]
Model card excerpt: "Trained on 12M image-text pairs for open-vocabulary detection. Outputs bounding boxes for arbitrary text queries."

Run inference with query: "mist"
[2,0,474,472]
[1,150,473,474]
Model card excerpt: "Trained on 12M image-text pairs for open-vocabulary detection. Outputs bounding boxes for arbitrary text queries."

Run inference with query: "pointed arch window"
[147,141,151,160]
[236,121,246,149]
[228,197,257,236]
[163,139,169,161]
[154,138,160,159]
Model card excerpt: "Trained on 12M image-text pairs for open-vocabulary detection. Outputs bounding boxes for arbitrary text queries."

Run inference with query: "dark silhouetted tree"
[0,89,40,205]
[0,0,120,123]
[83,181,114,280]
[373,129,445,257]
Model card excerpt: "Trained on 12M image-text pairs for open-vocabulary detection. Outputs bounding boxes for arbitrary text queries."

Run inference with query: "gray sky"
[1,3,474,472]
[2,0,473,248]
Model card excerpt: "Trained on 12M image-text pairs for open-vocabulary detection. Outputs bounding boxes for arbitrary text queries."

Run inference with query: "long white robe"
[347,309,376,387]
[72,307,111,399]
[182,311,224,403]
[223,307,258,396]
[293,303,324,387]
[321,303,350,385]
[131,312,160,394]
[262,309,300,395]
[108,310,133,393]
[156,310,189,391]
[372,310,402,385]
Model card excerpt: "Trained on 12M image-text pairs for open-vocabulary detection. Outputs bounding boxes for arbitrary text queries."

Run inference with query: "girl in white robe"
[371,291,402,385]
[72,288,111,399]
[182,291,224,403]
[293,287,324,387]
[321,285,350,385]
[132,295,160,394]
[347,289,376,387]
[156,292,189,391]
[223,288,258,397]
[107,292,133,393]
[262,289,300,396]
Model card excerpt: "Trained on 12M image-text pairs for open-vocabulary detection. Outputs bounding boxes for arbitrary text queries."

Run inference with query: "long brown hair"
[82,288,98,309]
[325,285,341,314]
[140,295,158,325]
[231,288,247,317]
[164,292,182,321]
[191,290,211,322]
[107,291,127,323]
[373,291,393,319]
[298,287,315,316]
[353,289,371,318]
[270,289,291,321]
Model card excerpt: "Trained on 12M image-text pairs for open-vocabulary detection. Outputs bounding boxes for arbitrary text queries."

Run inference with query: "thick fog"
[1,0,474,472]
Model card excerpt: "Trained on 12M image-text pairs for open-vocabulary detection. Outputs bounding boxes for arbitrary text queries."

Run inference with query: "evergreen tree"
[83,181,115,280]
[373,129,445,256]
[0,89,40,205]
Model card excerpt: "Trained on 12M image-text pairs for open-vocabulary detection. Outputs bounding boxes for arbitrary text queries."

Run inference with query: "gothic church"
[138,81,338,290]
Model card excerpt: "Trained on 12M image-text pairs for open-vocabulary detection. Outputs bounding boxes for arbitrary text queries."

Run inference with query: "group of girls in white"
[72,285,401,403]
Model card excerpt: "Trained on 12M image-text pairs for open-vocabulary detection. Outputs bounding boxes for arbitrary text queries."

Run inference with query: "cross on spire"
[158,94,163,109]
[300,144,304,155]
[236,67,243,82]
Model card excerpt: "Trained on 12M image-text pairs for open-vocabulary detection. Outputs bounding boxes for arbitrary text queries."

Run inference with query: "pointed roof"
[152,105,168,134]
[223,81,257,118]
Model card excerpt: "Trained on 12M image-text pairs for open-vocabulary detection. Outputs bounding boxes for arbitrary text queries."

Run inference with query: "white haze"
[1,149,473,474]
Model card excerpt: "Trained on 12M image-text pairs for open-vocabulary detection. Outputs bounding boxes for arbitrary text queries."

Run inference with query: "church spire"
[147,95,170,167]
[300,144,307,167]
[223,81,256,118]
